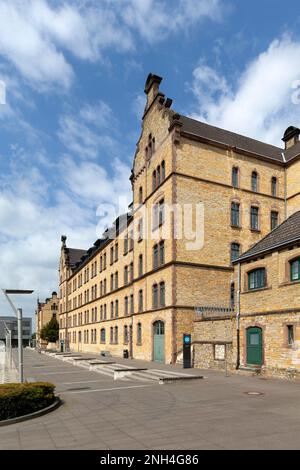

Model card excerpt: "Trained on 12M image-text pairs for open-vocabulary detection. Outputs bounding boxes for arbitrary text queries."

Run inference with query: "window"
[137,323,142,345]
[158,199,165,226]
[138,290,143,312]
[230,243,240,263]
[124,296,128,316]
[250,206,259,231]
[271,177,277,197]
[231,202,240,227]
[110,327,113,344]
[138,218,143,241]
[251,171,258,192]
[290,258,300,282]
[110,301,114,319]
[124,234,128,255]
[115,272,118,290]
[130,262,134,282]
[129,230,134,251]
[100,328,106,344]
[157,165,161,186]
[232,167,239,188]
[159,282,165,307]
[114,326,118,344]
[161,161,165,181]
[138,254,143,277]
[139,187,143,205]
[159,241,165,265]
[110,246,114,265]
[110,274,114,291]
[115,300,119,318]
[130,294,134,314]
[230,282,235,308]
[287,325,294,345]
[248,268,266,290]
[115,243,118,262]
[153,244,159,269]
[152,170,156,191]
[152,284,158,309]
[124,266,128,285]
[271,211,279,230]
[124,325,128,344]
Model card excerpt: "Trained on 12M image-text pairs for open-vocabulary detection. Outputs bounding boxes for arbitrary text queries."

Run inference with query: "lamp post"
[2,289,34,383]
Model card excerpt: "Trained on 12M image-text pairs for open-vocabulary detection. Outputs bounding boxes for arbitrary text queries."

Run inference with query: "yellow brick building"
[58,74,300,367]
[36,291,59,348]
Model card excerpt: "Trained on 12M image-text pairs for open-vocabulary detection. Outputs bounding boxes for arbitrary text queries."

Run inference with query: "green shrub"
[0,382,56,421]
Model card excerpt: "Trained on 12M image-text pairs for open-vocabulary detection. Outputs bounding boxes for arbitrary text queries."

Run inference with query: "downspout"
[282,152,287,220]
[236,262,241,370]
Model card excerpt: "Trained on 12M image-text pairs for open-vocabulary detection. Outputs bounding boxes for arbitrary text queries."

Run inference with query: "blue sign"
[184,335,191,344]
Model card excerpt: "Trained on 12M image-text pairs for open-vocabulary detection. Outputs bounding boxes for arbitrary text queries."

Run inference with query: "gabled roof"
[235,210,300,263]
[179,115,284,163]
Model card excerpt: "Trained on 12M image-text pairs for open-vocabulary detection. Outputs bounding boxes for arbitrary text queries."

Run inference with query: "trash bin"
[123,349,129,359]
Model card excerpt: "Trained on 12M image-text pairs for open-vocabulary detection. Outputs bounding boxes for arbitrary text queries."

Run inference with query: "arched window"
[157,165,161,186]
[153,244,158,269]
[271,177,277,197]
[271,211,279,230]
[138,290,143,312]
[138,254,143,277]
[100,328,105,344]
[248,268,266,290]
[114,326,118,344]
[138,186,143,204]
[159,282,165,307]
[230,282,235,308]
[137,323,142,345]
[161,160,165,181]
[250,206,259,231]
[110,327,113,344]
[152,170,156,191]
[232,167,239,188]
[124,325,128,344]
[152,284,158,309]
[251,171,258,192]
[290,258,300,282]
[231,202,240,227]
[230,243,240,263]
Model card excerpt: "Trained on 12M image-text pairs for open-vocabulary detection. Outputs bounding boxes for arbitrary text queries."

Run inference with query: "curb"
[0,397,62,427]
[159,376,204,385]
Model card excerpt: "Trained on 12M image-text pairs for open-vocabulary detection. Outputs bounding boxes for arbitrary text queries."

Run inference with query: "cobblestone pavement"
[0,348,300,450]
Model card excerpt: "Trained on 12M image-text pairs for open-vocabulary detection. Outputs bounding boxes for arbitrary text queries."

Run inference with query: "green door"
[153,321,165,363]
[246,327,263,366]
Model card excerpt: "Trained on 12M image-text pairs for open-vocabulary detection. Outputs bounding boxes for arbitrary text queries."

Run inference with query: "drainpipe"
[284,166,288,220]
[236,262,241,370]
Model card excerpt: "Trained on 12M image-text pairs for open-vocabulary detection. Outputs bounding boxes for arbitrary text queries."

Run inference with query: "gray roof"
[66,248,87,269]
[235,210,300,263]
[179,116,284,163]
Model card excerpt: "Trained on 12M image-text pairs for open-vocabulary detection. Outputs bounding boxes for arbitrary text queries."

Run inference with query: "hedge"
[0,382,56,421]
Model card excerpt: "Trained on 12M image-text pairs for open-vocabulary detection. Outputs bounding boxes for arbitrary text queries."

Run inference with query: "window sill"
[242,286,271,294]
[279,279,300,287]
[231,225,242,230]
[250,228,261,233]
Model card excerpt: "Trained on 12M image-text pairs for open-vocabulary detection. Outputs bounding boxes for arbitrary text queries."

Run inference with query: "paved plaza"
[0,349,300,450]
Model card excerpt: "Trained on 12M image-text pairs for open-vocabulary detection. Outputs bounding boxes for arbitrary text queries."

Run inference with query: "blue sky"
[1,0,300,321]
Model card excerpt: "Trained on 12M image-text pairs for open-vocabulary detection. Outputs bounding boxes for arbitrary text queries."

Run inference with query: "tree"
[40,318,59,343]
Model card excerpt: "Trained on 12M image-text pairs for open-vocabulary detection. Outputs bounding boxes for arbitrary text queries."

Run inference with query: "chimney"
[61,235,67,248]
[144,73,163,111]
[282,126,300,150]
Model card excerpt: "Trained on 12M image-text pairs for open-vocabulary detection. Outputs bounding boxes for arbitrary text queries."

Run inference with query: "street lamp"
[2,289,34,383]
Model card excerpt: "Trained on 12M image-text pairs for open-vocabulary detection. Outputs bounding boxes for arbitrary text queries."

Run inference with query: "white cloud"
[0,0,223,90]
[189,36,300,146]
[58,101,118,159]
